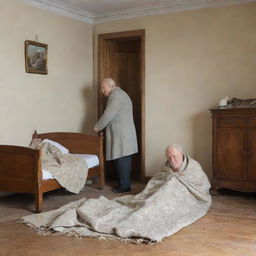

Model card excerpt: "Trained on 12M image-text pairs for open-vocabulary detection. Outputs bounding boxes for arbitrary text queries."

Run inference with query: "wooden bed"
[0,131,105,212]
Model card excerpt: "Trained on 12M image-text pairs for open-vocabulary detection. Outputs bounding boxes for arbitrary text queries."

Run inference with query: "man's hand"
[94,127,99,132]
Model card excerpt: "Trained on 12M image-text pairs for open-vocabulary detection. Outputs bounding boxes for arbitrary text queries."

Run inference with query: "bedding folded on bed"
[42,154,99,180]
[30,140,88,193]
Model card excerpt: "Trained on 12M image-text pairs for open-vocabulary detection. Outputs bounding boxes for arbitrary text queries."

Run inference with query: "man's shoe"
[111,186,131,193]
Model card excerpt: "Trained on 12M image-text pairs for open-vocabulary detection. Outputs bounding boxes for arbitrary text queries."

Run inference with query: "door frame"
[98,29,145,182]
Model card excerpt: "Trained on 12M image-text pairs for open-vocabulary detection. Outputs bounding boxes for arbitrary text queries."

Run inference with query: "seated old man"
[21,144,211,244]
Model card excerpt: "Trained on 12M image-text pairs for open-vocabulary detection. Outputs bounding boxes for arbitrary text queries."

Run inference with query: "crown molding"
[93,0,256,24]
[19,0,256,24]
[18,0,95,24]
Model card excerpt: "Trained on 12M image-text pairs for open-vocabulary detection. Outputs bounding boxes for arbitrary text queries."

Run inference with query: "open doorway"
[98,29,145,182]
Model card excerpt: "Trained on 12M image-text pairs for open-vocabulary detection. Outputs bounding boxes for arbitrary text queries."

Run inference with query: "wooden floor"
[0,183,256,256]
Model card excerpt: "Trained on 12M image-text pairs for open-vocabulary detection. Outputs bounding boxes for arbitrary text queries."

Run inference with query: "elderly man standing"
[94,78,138,193]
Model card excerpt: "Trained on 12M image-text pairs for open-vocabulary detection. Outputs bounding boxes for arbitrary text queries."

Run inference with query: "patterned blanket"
[30,140,88,194]
[21,155,211,244]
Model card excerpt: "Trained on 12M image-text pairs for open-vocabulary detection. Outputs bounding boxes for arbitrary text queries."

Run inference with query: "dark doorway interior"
[98,30,145,182]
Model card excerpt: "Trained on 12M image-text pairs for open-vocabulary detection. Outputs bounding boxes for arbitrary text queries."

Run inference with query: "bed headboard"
[32,131,104,156]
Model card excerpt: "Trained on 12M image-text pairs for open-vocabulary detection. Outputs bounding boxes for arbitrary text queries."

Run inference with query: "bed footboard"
[0,145,41,193]
[0,145,43,212]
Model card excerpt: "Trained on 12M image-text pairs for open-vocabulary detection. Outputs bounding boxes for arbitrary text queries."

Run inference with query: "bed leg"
[35,190,43,213]
[98,133,105,190]
[98,168,105,190]
[98,179,104,190]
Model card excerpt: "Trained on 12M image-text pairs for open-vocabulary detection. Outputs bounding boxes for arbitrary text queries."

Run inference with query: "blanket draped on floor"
[30,140,88,194]
[21,155,211,244]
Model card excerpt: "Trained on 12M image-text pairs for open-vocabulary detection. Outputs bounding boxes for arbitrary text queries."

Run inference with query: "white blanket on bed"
[30,140,88,194]
[43,154,99,180]
[21,155,211,244]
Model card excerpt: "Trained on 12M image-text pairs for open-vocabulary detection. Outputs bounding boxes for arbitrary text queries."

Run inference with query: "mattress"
[42,154,99,180]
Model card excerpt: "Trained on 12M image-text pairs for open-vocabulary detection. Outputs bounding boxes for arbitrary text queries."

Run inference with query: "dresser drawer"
[218,119,248,128]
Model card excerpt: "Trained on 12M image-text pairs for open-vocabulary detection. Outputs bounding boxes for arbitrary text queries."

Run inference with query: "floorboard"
[0,183,255,256]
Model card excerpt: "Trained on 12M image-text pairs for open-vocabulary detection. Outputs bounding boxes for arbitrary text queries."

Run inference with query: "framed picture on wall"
[25,40,48,75]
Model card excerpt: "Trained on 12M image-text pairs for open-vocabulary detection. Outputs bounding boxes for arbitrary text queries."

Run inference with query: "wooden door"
[248,128,256,180]
[98,30,145,182]
[109,40,141,180]
[216,128,247,180]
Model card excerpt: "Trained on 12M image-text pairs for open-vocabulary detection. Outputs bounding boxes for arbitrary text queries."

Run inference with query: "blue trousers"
[114,155,132,189]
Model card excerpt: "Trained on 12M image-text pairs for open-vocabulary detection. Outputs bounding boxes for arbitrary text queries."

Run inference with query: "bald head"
[166,144,184,171]
[101,78,116,97]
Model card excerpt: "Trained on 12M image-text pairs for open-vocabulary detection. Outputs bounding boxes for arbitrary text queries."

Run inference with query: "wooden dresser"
[210,109,256,192]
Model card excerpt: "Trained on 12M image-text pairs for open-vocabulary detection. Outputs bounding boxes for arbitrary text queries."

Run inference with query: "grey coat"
[95,87,138,161]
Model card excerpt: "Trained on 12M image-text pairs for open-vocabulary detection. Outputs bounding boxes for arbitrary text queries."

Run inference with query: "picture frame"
[25,40,48,75]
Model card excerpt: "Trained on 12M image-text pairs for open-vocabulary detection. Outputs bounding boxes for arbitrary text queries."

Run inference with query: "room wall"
[94,3,256,177]
[0,0,95,146]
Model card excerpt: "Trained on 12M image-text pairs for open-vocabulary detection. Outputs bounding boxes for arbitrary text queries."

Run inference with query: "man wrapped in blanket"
[21,144,211,244]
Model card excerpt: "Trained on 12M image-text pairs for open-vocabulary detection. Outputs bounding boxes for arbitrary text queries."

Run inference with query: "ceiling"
[19,0,256,24]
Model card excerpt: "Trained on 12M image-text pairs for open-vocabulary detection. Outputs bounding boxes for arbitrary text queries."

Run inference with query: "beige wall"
[0,0,95,146]
[1,1,256,178]
[94,3,256,177]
